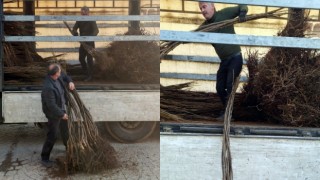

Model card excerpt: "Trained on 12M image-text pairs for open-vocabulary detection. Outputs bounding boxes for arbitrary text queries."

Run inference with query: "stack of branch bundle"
[161,83,222,120]
[65,89,118,173]
[160,9,287,59]
[4,11,44,66]
[160,83,255,121]
[94,29,159,84]
[4,66,47,83]
[243,9,320,127]
[3,11,59,83]
[3,55,63,83]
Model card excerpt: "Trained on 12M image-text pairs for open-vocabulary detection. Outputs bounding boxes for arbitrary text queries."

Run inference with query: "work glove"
[239,11,247,22]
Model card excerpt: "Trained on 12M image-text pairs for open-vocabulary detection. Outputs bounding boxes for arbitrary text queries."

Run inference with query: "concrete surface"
[160,133,320,180]
[3,90,160,123]
[0,123,159,180]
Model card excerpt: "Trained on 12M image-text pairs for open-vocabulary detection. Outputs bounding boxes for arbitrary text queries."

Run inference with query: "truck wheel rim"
[120,122,142,129]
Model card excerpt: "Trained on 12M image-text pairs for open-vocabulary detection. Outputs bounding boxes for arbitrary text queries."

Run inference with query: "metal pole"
[0,0,3,122]
[286,8,305,59]
[129,0,141,32]
[23,0,35,50]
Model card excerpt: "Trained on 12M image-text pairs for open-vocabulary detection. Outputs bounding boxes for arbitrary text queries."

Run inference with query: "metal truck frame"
[0,2,160,143]
[160,0,320,179]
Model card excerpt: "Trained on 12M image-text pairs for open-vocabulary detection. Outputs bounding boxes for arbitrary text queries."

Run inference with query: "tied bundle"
[221,77,240,180]
[65,89,118,173]
[3,11,63,84]
[243,9,320,126]
[95,29,160,84]
[160,83,250,121]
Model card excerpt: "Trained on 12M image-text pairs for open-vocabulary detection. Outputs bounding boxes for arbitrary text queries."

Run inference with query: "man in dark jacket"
[41,64,75,168]
[72,6,99,81]
[199,2,247,120]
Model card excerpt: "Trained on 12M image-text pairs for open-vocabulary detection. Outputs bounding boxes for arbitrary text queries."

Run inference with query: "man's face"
[81,9,89,16]
[52,69,61,80]
[55,69,61,79]
[199,2,215,20]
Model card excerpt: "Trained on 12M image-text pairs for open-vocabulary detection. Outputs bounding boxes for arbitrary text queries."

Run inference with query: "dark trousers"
[41,118,68,161]
[79,42,95,77]
[216,53,243,107]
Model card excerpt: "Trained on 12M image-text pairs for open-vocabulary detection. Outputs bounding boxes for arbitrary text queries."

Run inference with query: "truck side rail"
[161,122,320,138]
[160,0,320,83]
[192,0,320,9]
[160,30,320,49]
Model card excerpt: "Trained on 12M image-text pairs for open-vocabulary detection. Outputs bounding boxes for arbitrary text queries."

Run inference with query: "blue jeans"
[216,53,243,107]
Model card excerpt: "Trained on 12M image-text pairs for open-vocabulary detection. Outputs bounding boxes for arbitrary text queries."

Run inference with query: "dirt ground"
[0,123,159,180]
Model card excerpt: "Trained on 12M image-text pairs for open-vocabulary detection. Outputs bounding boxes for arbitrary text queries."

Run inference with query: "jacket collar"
[47,75,60,91]
[206,13,216,24]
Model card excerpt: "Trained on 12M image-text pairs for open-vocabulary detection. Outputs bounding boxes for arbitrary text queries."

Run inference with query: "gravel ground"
[0,123,159,180]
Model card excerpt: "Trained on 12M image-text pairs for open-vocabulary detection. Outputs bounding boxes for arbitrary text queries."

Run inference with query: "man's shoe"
[41,160,54,168]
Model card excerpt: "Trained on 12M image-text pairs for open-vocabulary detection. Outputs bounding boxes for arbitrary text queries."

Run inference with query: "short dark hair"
[81,6,89,12]
[48,65,60,76]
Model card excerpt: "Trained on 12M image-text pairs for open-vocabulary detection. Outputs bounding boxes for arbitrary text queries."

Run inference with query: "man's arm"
[72,21,79,36]
[61,72,72,84]
[238,5,248,22]
[93,21,99,36]
[61,72,75,90]
[221,5,248,19]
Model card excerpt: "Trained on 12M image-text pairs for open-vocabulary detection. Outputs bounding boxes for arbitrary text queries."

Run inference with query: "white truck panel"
[2,90,160,123]
[160,133,320,180]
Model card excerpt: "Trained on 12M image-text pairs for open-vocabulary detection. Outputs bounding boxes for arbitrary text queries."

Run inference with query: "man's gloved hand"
[73,32,79,36]
[239,11,247,22]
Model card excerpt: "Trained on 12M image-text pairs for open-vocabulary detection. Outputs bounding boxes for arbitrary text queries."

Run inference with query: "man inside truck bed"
[199,2,247,120]
[72,6,99,81]
[40,64,75,168]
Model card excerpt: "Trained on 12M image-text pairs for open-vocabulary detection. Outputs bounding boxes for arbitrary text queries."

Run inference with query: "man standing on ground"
[41,64,75,168]
[199,2,247,120]
[72,6,99,81]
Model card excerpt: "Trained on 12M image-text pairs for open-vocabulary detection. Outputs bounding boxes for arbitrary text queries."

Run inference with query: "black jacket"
[41,72,72,121]
[202,5,248,60]
[72,21,99,36]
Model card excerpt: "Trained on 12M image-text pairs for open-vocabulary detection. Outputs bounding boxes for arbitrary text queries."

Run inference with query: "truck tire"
[105,121,157,143]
